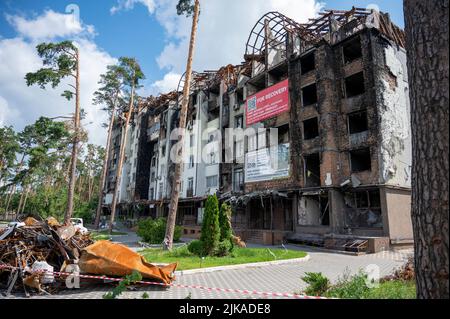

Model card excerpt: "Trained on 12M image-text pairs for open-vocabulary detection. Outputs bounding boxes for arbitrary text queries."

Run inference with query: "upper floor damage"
[107,7,412,244]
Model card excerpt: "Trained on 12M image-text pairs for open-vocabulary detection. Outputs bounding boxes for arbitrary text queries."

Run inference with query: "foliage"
[117,57,145,100]
[301,270,416,299]
[1,117,104,222]
[176,0,195,16]
[218,202,233,254]
[141,246,307,271]
[137,217,181,244]
[0,126,20,183]
[93,64,128,120]
[103,270,142,299]
[199,194,220,256]
[216,240,233,257]
[301,272,330,296]
[364,280,416,299]
[187,239,205,256]
[25,41,77,100]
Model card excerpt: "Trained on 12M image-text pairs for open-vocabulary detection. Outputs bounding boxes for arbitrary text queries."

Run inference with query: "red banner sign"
[245,79,289,126]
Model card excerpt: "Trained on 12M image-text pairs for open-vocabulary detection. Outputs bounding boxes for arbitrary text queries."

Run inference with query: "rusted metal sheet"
[79,240,177,285]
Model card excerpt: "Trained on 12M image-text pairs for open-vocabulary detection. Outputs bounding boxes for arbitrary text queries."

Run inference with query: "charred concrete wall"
[135,111,152,200]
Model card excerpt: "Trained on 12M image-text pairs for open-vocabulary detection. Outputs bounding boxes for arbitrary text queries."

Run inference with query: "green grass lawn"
[140,246,307,271]
[92,230,128,236]
[319,272,416,299]
[90,230,127,241]
[364,280,416,299]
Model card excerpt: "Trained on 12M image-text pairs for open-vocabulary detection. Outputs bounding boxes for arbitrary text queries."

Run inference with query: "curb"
[174,254,310,276]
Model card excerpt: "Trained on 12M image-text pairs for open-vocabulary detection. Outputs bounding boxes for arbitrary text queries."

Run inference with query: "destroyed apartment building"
[102,7,413,253]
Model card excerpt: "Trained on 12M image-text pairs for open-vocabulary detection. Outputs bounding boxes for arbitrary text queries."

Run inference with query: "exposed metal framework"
[299,7,371,36]
[245,8,376,57]
[245,11,309,56]
[176,70,211,105]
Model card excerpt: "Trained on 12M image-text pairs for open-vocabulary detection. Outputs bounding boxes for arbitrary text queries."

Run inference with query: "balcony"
[208,98,219,112]
[147,123,160,141]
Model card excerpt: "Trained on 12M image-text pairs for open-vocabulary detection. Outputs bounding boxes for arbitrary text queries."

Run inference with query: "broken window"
[303,117,319,140]
[206,175,218,188]
[348,110,368,134]
[188,155,195,168]
[277,124,290,144]
[234,115,243,129]
[191,93,198,105]
[301,52,315,74]
[233,169,244,192]
[302,83,318,106]
[304,153,320,187]
[350,148,371,172]
[236,90,244,105]
[297,194,329,226]
[344,190,382,228]
[343,36,363,64]
[345,72,365,98]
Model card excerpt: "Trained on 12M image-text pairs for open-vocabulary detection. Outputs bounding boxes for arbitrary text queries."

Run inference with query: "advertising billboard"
[245,143,290,183]
[245,79,289,126]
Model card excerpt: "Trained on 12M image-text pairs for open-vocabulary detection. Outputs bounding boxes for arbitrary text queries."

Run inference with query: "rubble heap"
[0,217,177,296]
[0,217,93,295]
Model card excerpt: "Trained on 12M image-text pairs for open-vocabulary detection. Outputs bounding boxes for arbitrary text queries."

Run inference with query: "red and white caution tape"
[0,263,329,299]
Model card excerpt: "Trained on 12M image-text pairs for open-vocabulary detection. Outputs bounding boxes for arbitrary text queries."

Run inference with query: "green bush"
[219,204,233,239]
[325,271,370,299]
[137,217,181,244]
[215,240,233,257]
[218,202,234,255]
[303,270,416,299]
[187,240,205,256]
[200,195,220,256]
[301,272,330,296]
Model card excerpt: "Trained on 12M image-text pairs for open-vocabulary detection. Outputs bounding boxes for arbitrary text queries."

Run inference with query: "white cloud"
[111,0,156,15]
[0,11,116,146]
[0,95,20,127]
[145,0,324,92]
[152,71,182,94]
[5,9,95,41]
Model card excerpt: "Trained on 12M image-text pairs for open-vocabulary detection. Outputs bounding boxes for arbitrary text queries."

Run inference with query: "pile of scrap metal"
[0,217,177,296]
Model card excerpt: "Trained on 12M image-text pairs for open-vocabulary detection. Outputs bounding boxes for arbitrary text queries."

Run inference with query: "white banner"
[245,143,290,183]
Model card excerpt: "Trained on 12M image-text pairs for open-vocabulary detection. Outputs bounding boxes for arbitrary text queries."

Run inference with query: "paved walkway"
[3,244,413,299]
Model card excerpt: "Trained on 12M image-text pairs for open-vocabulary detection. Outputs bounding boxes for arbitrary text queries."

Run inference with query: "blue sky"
[0,0,404,85]
[0,0,405,146]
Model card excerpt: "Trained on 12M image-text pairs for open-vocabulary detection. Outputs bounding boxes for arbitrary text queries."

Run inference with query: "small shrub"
[187,240,205,256]
[219,203,233,241]
[200,195,220,256]
[325,271,369,299]
[137,217,181,244]
[215,240,233,257]
[103,270,142,299]
[301,272,330,296]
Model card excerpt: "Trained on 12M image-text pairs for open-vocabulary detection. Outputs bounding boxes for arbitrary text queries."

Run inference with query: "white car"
[70,218,88,234]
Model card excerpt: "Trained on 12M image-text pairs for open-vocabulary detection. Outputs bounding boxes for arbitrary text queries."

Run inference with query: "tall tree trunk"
[109,84,135,234]
[163,0,200,250]
[404,0,449,299]
[94,111,116,229]
[88,174,93,202]
[20,185,30,214]
[65,49,81,224]
[16,186,25,215]
[4,185,15,218]
[3,155,25,219]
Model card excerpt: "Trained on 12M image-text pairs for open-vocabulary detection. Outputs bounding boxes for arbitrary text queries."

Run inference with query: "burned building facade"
[105,8,413,252]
